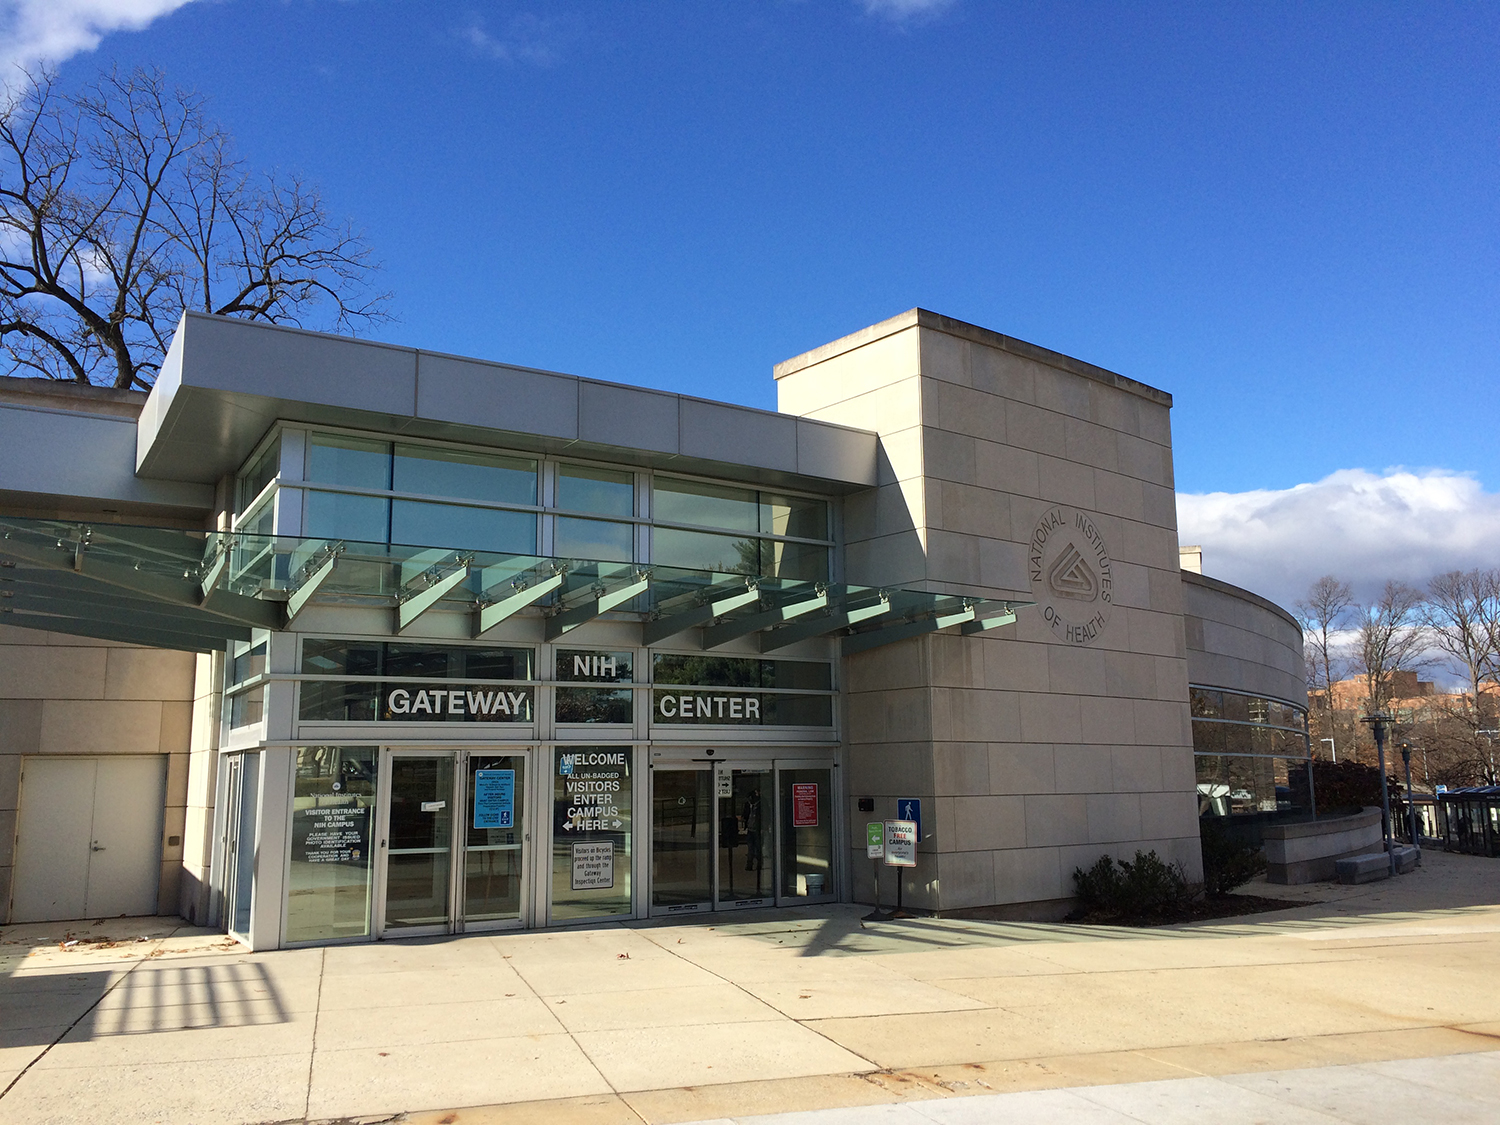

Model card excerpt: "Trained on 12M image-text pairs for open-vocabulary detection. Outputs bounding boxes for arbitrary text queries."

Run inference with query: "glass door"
[379,752,455,934]
[376,748,531,937]
[778,763,835,903]
[651,767,713,914]
[461,752,527,930]
[718,765,773,908]
[223,752,260,942]
[649,761,779,914]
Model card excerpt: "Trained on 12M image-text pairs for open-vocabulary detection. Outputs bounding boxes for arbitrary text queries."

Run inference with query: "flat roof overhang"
[0,515,1028,655]
[137,313,880,495]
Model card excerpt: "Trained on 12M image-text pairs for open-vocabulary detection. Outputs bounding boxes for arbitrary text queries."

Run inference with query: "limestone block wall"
[0,624,196,922]
[778,310,1201,914]
[1182,571,1306,706]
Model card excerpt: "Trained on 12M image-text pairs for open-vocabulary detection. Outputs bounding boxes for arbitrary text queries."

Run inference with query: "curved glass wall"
[1190,685,1312,818]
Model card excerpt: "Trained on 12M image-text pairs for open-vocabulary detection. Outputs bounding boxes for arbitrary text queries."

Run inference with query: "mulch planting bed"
[1067,893,1321,927]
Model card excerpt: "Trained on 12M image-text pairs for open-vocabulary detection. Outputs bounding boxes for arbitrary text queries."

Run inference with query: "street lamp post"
[1320,737,1336,763]
[1361,711,1398,876]
[1399,741,1421,866]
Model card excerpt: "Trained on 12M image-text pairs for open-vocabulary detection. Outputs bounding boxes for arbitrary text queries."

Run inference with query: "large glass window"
[299,639,535,724]
[227,634,269,730]
[286,746,378,943]
[309,434,391,489]
[652,527,761,576]
[551,746,633,921]
[1191,685,1311,818]
[393,445,536,505]
[558,464,633,516]
[651,654,834,728]
[242,430,838,580]
[237,438,281,515]
[654,479,759,532]
[555,517,633,563]
[555,648,634,724]
[390,500,536,554]
[306,489,390,544]
[652,477,829,581]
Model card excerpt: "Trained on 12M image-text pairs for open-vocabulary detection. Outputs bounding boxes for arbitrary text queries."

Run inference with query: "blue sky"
[6,0,1500,605]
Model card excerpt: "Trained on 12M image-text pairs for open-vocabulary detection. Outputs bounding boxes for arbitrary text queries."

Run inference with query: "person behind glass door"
[744,787,763,873]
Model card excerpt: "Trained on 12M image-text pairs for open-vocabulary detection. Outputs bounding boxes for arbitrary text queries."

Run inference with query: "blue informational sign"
[473,769,515,829]
[897,797,922,841]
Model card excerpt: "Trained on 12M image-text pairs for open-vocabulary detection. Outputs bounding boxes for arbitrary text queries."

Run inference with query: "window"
[1190,685,1311,817]
[299,639,536,724]
[551,746,633,921]
[651,654,834,727]
[237,429,836,581]
[227,634,269,730]
[393,444,536,505]
[286,746,378,943]
[554,648,633,724]
[237,438,281,515]
[652,477,829,581]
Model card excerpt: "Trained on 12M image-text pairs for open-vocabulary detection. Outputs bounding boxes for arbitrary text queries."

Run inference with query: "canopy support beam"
[642,580,760,646]
[760,595,894,653]
[397,555,473,632]
[286,545,344,623]
[546,573,650,641]
[701,588,828,649]
[475,570,565,637]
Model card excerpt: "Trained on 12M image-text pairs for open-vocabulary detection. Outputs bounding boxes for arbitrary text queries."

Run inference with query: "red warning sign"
[791,783,819,827]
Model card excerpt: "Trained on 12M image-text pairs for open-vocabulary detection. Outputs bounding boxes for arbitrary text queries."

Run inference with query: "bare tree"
[1353,580,1429,717]
[1,67,389,389]
[1296,575,1354,756]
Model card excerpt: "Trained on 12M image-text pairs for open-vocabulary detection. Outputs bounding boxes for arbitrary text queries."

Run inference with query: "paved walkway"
[1,849,1497,1125]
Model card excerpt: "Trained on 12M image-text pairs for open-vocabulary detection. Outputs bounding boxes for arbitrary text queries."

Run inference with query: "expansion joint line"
[492,929,648,1124]
[303,947,327,1122]
[643,925,884,1073]
[0,924,187,1101]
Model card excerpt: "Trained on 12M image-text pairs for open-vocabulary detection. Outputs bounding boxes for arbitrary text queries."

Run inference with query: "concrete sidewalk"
[2,849,1498,1125]
[670,1052,1500,1125]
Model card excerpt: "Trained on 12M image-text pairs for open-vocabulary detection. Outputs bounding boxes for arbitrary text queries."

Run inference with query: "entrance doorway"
[374,748,529,936]
[11,756,166,923]
[649,759,831,914]
[222,752,260,940]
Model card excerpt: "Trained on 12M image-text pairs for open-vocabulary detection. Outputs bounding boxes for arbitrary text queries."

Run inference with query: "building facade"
[0,309,1308,945]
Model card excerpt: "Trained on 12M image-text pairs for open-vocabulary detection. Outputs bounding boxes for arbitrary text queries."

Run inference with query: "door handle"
[90,843,106,852]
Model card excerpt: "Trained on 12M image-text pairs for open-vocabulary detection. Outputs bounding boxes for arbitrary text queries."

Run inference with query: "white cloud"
[1176,468,1500,612]
[1,1,199,76]
[459,12,559,66]
[859,0,957,25]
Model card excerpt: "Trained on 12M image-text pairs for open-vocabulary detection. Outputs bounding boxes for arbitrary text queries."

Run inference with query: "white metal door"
[10,758,93,922]
[11,756,166,923]
[87,757,167,917]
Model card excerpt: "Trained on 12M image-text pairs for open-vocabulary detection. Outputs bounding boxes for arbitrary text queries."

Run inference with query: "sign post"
[883,818,917,919]
[862,821,887,921]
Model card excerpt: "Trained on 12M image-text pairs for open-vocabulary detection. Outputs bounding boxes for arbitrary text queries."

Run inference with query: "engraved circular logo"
[1028,505,1113,645]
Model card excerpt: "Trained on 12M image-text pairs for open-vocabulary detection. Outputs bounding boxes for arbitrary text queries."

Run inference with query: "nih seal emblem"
[1028,505,1113,645]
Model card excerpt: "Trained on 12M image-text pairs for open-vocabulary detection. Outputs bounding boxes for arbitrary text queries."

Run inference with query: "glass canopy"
[0,516,1027,654]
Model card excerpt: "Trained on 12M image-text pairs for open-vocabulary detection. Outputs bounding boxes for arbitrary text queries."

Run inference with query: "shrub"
[1199,821,1267,896]
[1072,849,1192,918]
